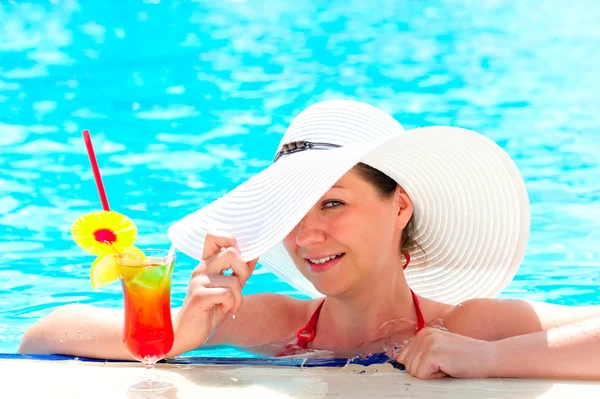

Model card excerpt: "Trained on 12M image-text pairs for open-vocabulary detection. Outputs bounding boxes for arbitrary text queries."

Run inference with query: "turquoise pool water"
[1,1,599,357]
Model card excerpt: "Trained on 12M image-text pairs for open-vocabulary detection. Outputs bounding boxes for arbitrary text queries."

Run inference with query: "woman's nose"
[295,213,326,248]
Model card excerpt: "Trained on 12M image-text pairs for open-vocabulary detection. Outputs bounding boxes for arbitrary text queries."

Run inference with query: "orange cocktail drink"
[72,132,177,392]
[119,249,175,364]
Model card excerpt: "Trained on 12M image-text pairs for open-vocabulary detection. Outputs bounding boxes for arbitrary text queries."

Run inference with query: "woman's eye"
[323,200,343,208]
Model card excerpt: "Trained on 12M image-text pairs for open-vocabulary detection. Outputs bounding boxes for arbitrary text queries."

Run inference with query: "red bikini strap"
[402,251,410,270]
[296,299,325,346]
[410,289,426,332]
[276,299,325,356]
[403,251,425,332]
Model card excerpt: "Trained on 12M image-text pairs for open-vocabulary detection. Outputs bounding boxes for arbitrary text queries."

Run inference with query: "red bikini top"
[276,252,425,357]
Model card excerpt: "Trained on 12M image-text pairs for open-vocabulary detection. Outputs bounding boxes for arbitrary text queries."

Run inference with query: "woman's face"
[283,168,413,297]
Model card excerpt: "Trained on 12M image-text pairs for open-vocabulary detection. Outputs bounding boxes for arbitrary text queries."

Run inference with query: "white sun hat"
[168,100,530,304]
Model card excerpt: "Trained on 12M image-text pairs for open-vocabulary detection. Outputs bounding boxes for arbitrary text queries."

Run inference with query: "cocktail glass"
[118,248,175,392]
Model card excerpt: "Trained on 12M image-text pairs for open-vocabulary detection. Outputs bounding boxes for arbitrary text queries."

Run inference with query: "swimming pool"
[1,0,599,358]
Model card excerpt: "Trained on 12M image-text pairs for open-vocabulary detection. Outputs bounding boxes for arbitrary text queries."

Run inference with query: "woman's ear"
[395,185,413,230]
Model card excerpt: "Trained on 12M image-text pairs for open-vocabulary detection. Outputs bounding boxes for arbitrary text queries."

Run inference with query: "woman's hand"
[394,327,497,379]
[171,233,258,355]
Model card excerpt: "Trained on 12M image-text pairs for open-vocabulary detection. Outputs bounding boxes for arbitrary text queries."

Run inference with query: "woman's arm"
[396,298,600,379]
[18,304,134,360]
[489,315,600,379]
[396,317,600,380]
[445,298,600,341]
[17,293,307,359]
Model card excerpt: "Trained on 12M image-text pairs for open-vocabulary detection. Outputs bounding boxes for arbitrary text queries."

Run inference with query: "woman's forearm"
[18,304,193,360]
[18,304,132,360]
[489,316,600,379]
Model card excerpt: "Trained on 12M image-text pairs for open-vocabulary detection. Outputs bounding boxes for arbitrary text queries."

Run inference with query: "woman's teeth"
[309,253,344,265]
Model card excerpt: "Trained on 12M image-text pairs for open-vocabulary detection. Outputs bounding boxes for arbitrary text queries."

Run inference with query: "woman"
[19,100,600,379]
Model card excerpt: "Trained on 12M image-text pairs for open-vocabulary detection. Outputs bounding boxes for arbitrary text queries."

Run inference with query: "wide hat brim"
[168,103,530,305]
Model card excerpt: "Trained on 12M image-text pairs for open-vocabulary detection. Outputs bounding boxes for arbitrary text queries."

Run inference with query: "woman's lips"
[306,253,345,273]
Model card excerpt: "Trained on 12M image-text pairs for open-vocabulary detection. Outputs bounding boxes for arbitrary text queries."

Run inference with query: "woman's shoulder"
[418,295,454,325]
[244,293,324,326]
[435,297,521,339]
[418,296,506,333]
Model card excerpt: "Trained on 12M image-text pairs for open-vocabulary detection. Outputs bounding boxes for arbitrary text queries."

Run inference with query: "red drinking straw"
[82,130,111,211]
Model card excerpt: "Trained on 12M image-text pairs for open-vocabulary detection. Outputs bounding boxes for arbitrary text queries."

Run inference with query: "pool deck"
[2,359,600,398]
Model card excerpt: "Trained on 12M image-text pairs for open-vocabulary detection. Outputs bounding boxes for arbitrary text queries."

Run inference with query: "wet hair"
[354,162,424,258]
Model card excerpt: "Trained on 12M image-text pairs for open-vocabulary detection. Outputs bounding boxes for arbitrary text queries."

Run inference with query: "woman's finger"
[395,338,413,366]
[407,343,426,377]
[205,247,251,287]
[190,285,235,314]
[202,233,239,260]
[247,258,259,275]
[404,344,419,375]
[428,370,447,379]
[202,274,243,315]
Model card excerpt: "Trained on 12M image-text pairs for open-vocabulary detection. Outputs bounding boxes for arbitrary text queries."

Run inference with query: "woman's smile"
[305,253,345,273]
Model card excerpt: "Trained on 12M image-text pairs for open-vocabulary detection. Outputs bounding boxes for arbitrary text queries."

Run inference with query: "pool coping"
[2,355,600,398]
